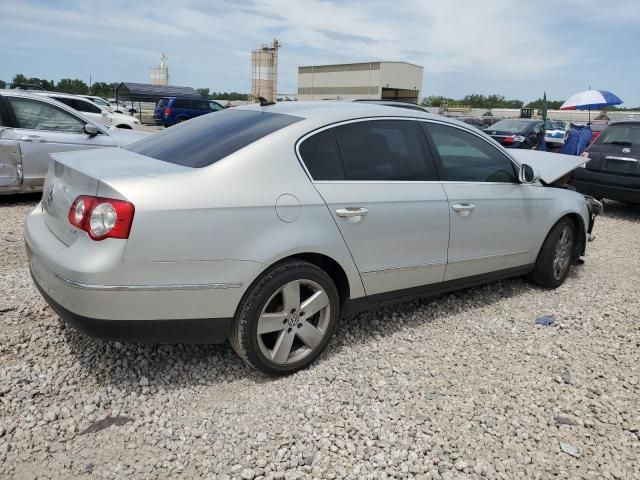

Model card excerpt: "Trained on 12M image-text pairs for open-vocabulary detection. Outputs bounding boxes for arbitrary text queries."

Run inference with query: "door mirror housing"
[84,124,99,137]
[518,163,539,183]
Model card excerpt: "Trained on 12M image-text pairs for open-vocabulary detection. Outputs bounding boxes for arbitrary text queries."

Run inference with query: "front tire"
[527,218,575,288]
[230,260,339,376]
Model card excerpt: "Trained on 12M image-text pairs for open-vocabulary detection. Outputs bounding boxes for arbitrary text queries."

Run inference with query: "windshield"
[543,121,563,130]
[596,123,640,147]
[126,109,302,167]
[488,120,534,133]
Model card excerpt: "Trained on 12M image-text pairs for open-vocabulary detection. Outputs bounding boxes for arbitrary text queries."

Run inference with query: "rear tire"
[527,217,576,288]
[230,260,339,376]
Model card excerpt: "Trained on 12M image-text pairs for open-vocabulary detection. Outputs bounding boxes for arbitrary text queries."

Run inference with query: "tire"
[230,260,339,376]
[527,217,575,288]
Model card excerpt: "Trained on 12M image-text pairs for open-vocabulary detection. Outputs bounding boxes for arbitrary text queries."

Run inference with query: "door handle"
[452,203,475,211]
[336,207,368,218]
[20,135,46,143]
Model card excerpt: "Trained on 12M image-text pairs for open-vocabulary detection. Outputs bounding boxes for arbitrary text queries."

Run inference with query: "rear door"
[423,121,551,280]
[298,118,450,296]
[0,96,21,188]
[6,96,115,187]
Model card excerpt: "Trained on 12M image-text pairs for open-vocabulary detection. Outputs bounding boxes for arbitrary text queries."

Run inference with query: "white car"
[544,120,569,145]
[83,95,114,113]
[108,99,137,116]
[34,93,141,129]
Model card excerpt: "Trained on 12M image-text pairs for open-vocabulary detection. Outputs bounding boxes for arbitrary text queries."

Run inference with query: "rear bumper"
[573,169,640,204]
[32,273,231,343]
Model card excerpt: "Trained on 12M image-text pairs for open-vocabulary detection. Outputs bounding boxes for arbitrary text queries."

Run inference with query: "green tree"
[90,82,119,98]
[0,80,6,89]
[525,98,563,109]
[56,78,89,94]
[11,74,55,90]
[197,88,210,98]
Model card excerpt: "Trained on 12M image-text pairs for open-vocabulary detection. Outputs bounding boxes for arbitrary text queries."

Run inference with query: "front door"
[298,119,450,296]
[423,121,551,281]
[6,96,114,187]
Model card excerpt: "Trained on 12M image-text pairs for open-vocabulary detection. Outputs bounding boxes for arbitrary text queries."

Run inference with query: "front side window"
[7,97,85,134]
[209,101,224,111]
[334,120,436,181]
[192,100,210,111]
[425,123,517,183]
[126,109,301,168]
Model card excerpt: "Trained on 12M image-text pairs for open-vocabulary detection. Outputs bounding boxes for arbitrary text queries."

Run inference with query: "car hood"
[509,149,589,185]
[106,127,150,147]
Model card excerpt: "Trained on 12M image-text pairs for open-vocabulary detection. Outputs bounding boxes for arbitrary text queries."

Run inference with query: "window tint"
[209,101,224,111]
[334,120,436,181]
[126,109,301,168]
[425,123,517,183]
[299,129,345,180]
[192,99,210,110]
[172,98,191,109]
[72,99,102,114]
[7,97,85,134]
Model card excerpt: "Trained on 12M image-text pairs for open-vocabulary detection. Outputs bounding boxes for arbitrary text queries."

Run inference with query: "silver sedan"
[26,102,595,375]
[0,89,149,195]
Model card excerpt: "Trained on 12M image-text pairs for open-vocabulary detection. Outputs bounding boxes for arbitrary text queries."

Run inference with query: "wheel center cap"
[288,314,299,327]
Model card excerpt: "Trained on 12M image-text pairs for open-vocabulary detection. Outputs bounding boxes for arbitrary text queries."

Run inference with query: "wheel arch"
[565,212,586,258]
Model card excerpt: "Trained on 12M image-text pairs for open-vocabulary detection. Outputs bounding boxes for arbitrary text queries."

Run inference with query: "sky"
[1,0,639,106]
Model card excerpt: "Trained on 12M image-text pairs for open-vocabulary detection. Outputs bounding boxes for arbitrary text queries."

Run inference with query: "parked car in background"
[573,121,640,204]
[544,120,569,146]
[35,92,141,129]
[83,95,113,112]
[448,116,485,129]
[589,120,608,144]
[0,90,149,194]
[26,102,596,375]
[154,97,225,127]
[108,100,137,115]
[485,119,544,149]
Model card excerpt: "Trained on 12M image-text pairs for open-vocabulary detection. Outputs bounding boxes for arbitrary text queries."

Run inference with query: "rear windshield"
[596,123,640,147]
[489,120,534,133]
[126,109,302,167]
[156,98,169,108]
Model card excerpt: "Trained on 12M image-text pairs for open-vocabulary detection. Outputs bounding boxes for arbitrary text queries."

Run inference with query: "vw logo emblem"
[46,185,54,207]
[622,147,631,153]
[288,313,299,327]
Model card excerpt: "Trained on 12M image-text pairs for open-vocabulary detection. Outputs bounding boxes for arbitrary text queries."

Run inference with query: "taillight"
[502,136,514,143]
[163,107,172,116]
[68,195,135,241]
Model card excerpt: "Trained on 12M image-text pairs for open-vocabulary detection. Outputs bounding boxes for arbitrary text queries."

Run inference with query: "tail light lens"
[163,107,172,116]
[502,136,514,143]
[68,195,135,240]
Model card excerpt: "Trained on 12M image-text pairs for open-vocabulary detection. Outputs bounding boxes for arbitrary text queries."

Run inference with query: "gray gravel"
[1,195,639,480]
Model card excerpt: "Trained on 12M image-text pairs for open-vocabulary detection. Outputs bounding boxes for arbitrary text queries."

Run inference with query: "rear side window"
[192,99,210,110]
[299,129,345,180]
[126,109,302,168]
[334,120,436,181]
[424,123,517,183]
[172,98,191,109]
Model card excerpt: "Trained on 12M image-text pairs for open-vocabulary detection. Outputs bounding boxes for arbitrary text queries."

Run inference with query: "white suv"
[34,92,141,129]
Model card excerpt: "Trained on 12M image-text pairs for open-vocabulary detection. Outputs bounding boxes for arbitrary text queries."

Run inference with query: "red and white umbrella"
[560,89,622,110]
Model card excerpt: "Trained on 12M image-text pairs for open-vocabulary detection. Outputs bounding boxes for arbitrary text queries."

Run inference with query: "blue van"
[154,97,225,127]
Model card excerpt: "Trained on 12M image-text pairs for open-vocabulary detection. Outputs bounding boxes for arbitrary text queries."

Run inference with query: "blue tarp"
[559,124,592,155]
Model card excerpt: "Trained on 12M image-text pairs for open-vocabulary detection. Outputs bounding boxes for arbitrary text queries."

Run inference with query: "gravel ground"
[0,195,639,480]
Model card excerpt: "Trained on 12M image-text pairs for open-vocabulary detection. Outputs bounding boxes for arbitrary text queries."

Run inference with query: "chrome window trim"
[295,116,521,184]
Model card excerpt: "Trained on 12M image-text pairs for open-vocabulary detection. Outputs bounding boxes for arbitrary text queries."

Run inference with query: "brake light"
[163,107,172,116]
[68,195,135,240]
[502,136,514,143]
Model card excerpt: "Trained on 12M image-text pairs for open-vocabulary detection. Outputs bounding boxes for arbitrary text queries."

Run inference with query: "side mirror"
[518,163,539,183]
[84,124,99,137]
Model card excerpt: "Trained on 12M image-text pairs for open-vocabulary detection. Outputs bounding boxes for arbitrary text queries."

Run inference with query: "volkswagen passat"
[26,102,596,375]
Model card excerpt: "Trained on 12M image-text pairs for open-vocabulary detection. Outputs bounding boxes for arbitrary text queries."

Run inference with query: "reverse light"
[68,195,135,240]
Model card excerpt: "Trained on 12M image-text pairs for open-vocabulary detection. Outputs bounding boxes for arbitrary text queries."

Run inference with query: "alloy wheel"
[552,225,573,280]
[256,279,332,365]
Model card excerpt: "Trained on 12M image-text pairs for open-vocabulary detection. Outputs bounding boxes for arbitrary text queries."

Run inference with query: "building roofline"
[298,61,423,70]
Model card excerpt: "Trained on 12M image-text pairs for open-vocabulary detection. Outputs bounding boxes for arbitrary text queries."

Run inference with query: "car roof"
[235,101,460,127]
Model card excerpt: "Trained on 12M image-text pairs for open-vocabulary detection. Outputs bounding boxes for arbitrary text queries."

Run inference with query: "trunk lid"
[585,142,640,177]
[508,149,590,185]
[42,148,190,246]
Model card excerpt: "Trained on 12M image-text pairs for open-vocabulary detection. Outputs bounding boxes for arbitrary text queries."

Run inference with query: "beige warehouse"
[297,61,423,103]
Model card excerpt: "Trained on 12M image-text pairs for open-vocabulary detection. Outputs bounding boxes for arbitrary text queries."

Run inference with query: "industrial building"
[297,61,423,103]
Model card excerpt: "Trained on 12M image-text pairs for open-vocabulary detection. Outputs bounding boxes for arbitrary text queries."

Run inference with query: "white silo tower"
[150,53,169,85]
[251,39,281,102]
